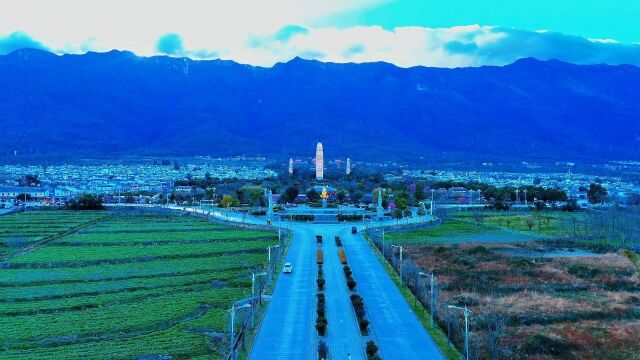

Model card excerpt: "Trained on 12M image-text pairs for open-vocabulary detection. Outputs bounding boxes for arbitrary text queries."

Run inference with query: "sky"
[0,0,639,67]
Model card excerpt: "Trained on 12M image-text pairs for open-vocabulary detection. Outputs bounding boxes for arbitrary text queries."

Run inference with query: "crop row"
[2,268,246,301]
[0,324,216,359]
[1,280,246,317]
[56,229,272,244]
[0,252,265,285]
[10,239,276,264]
[1,288,239,347]
[0,269,249,306]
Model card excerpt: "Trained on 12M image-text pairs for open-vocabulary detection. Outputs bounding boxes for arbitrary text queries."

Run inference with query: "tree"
[307,188,320,202]
[392,208,403,220]
[283,186,299,203]
[220,194,238,208]
[16,193,32,202]
[350,190,363,204]
[395,197,408,210]
[205,187,216,200]
[66,194,104,210]
[417,206,427,217]
[336,190,346,203]
[561,199,579,211]
[587,183,608,204]
[534,200,546,211]
[415,182,426,201]
[19,175,41,187]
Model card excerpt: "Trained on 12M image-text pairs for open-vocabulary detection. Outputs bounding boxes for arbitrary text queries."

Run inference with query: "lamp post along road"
[419,272,437,328]
[267,245,280,285]
[251,272,267,327]
[448,305,472,360]
[229,303,252,360]
[390,244,403,285]
[382,227,386,260]
[431,189,435,216]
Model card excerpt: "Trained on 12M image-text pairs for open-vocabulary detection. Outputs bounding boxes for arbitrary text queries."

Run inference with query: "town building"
[0,186,50,201]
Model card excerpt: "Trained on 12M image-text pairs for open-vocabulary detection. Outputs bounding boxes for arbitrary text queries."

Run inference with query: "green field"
[385,210,584,245]
[0,210,278,359]
[385,219,540,245]
[451,210,575,236]
[0,210,107,256]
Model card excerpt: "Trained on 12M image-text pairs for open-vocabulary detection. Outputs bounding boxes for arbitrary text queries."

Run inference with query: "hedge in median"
[316,292,328,335]
[366,341,380,359]
[343,265,352,277]
[318,340,329,359]
[338,249,347,264]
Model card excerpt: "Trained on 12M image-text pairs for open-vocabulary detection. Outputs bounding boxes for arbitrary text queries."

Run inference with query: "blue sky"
[328,0,640,43]
[0,0,639,67]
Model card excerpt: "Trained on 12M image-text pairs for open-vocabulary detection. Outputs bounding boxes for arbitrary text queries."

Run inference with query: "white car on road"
[283,263,293,273]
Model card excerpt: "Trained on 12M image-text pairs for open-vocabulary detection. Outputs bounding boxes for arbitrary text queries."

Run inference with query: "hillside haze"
[1,49,639,162]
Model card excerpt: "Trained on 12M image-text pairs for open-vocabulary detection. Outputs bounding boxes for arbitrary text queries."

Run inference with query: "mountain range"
[1,48,639,163]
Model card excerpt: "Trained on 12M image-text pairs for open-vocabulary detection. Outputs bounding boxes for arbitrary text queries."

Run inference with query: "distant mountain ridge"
[0,48,639,163]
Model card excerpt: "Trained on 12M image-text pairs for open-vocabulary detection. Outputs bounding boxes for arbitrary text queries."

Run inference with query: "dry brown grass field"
[405,242,640,360]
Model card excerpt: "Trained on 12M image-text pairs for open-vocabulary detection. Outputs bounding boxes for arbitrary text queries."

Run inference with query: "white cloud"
[1,1,639,68]
[0,0,388,56]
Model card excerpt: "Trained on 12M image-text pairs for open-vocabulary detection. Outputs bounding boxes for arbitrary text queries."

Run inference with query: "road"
[250,222,443,360]
[109,205,443,359]
[341,227,444,359]
[249,225,316,360]
[321,226,366,360]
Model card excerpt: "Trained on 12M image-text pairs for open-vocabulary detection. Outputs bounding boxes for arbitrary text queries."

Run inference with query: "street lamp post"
[381,227,385,259]
[251,272,267,326]
[419,272,437,328]
[229,303,252,360]
[390,244,403,285]
[431,189,435,216]
[448,305,472,360]
[267,245,280,285]
[251,272,267,299]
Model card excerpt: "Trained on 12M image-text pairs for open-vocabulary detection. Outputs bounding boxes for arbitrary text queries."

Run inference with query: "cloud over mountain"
[3,24,639,68]
[0,32,48,55]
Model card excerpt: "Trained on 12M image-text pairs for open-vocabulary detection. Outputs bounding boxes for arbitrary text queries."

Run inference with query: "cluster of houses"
[0,186,83,207]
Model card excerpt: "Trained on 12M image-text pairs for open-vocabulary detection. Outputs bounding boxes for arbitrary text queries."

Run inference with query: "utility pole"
[251,272,267,326]
[431,189,435,216]
[390,244,403,285]
[524,189,528,206]
[419,272,437,328]
[448,305,472,360]
[229,303,251,360]
[381,227,385,259]
[267,245,279,285]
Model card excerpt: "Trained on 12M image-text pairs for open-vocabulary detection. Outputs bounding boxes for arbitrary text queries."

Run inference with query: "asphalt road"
[341,227,444,360]
[321,227,366,360]
[248,225,316,360]
[250,222,443,360]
